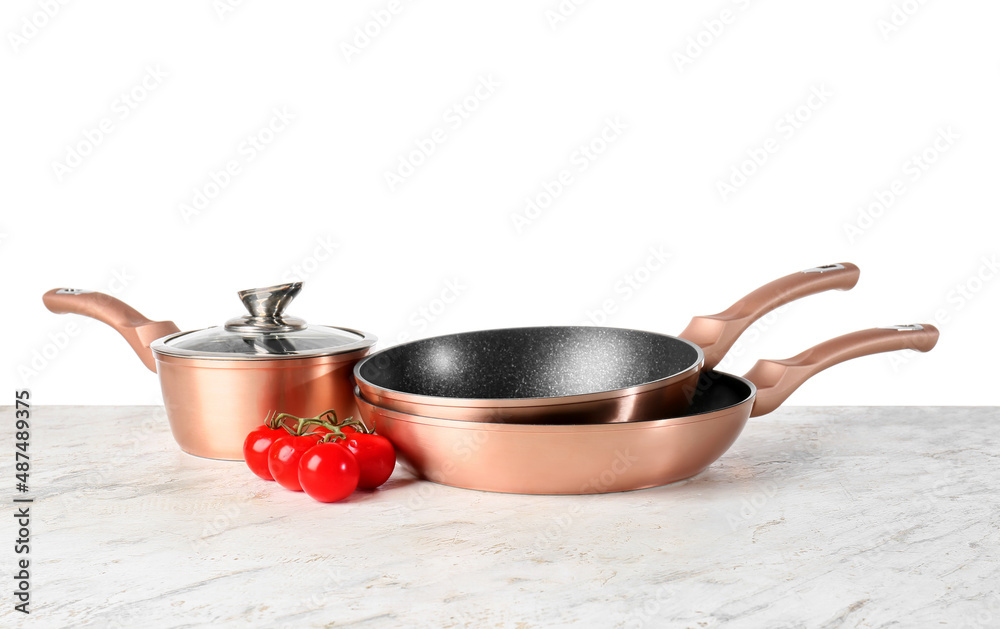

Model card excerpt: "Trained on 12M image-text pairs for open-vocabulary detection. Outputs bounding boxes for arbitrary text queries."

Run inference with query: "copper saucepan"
[42,283,376,460]
[356,263,860,424]
[355,324,939,494]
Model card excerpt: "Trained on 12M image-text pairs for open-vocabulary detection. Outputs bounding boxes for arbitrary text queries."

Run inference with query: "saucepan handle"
[745,324,939,417]
[679,263,861,371]
[42,289,180,373]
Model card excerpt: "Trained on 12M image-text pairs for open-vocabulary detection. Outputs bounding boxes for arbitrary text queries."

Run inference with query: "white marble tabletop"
[1,406,997,628]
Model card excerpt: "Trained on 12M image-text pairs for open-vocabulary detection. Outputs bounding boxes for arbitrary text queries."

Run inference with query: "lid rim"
[151,325,378,360]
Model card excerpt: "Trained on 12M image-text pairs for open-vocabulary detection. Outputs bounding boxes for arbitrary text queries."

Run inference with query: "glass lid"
[153,282,376,359]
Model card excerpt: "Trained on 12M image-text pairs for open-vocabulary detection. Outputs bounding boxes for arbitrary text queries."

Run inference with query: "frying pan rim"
[354,372,756,432]
[354,325,706,406]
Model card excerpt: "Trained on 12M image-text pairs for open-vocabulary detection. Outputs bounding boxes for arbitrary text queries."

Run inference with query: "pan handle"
[678,263,860,370]
[745,324,939,417]
[42,289,180,373]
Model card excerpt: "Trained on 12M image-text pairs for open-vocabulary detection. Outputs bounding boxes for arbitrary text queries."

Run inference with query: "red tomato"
[343,434,396,489]
[340,425,359,434]
[298,443,360,503]
[268,435,321,491]
[243,425,286,481]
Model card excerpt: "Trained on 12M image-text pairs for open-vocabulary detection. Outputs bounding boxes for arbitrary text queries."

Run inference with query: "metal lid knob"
[225,282,307,333]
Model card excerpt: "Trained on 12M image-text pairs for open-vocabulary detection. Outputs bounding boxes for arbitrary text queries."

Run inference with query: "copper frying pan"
[354,324,939,494]
[356,263,860,424]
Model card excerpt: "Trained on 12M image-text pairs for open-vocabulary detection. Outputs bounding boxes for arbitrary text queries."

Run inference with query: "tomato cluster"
[243,410,395,503]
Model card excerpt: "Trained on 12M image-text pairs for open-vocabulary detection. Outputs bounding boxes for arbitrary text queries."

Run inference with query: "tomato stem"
[264,409,372,437]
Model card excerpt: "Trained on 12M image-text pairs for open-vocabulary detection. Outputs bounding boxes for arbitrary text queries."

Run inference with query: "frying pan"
[354,324,939,494]
[356,263,860,424]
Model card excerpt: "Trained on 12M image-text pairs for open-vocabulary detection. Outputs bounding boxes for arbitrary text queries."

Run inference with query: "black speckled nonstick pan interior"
[355,263,860,424]
[355,324,939,494]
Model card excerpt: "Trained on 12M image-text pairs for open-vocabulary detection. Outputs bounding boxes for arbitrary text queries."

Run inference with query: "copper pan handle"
[678,263,860,370]
[745,324,939,417]
[42,289,181,373]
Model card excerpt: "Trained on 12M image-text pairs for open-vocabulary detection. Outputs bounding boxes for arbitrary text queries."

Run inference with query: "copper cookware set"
[44,263,939,494]
[356,263,860,424]
[356,325,938,494]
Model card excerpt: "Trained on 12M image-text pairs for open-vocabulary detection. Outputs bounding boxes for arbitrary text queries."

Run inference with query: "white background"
[2,0,997,406]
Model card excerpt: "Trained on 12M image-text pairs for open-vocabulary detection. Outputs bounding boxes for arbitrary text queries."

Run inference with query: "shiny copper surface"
[155,349,370,460]
[42,287,374,461]
[361,367,701,424]
[356,263,860,424]
[43,288,180,372]
[356,391,750,494]
[743,324,939,417]
[356,324,938,494]
[677,262,861,369]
